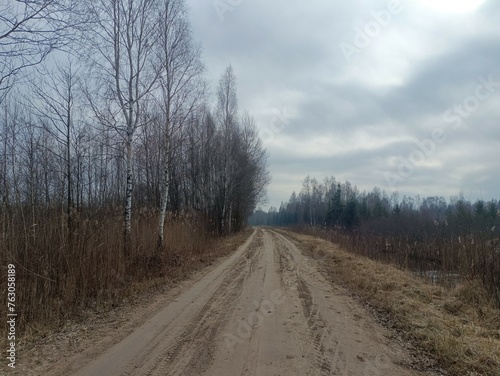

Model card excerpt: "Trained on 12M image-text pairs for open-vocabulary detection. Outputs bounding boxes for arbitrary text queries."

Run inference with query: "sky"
[186,0,500,210]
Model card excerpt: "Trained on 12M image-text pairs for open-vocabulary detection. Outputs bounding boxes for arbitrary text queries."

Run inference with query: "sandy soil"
[18,229,441,375]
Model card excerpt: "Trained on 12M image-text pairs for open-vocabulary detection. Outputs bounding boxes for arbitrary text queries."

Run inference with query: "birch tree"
[156,0,205,251]
[215,65,238,234]
[84,0,164,250]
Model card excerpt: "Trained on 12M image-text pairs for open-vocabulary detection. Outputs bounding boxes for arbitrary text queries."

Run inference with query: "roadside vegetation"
[279,229,500,376]
[1,223,252,373]
[1,214,251,336]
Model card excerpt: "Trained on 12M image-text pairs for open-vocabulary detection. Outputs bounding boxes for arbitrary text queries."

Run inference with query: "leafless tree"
[83,0,165,250]
[0,0,78,102]
[155,0,205,250]
[28,59,80,236]
[214,65,239,234]
[233,112,270,228]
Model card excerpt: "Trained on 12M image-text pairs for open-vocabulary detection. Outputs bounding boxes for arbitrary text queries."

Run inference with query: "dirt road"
[65,229,434,376]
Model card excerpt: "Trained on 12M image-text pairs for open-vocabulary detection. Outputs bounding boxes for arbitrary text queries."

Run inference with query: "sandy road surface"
[63,229,435,376]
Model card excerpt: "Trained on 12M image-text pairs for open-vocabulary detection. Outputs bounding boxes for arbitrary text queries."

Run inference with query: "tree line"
[1,0,270,255]
[251,175,499,236]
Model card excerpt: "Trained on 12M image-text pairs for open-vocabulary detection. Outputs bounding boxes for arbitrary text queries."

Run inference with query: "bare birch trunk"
[124,136,133,255]
[157,168,169,252]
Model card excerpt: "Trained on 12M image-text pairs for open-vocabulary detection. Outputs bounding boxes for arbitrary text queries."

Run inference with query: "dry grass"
[279,229,500,376]
[295,226,500,307]
[0,210,252,351]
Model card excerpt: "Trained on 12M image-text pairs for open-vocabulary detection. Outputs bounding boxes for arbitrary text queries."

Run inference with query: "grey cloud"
[187,0,499,208]
[378,37,500,123]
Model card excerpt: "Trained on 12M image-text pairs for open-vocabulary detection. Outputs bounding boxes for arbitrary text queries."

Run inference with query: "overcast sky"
[186,0,500,209]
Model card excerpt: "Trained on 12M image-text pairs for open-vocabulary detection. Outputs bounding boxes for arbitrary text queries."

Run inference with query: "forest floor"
[6,228,498,375]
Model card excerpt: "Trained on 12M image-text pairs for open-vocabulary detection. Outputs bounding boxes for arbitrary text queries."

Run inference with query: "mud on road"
[46,229,438,376]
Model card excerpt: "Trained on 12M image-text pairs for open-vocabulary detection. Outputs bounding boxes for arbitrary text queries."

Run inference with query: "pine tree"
[326,183,343,226]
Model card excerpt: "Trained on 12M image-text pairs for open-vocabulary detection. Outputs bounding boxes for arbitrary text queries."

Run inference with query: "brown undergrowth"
[0,211,251,361]
[278,229,500,376]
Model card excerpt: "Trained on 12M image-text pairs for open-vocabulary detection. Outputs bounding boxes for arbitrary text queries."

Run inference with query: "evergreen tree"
[343,199,359,231]
[326,183,343,226]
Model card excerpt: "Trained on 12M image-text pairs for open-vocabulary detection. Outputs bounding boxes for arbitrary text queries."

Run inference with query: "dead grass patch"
[0,212,252,365]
